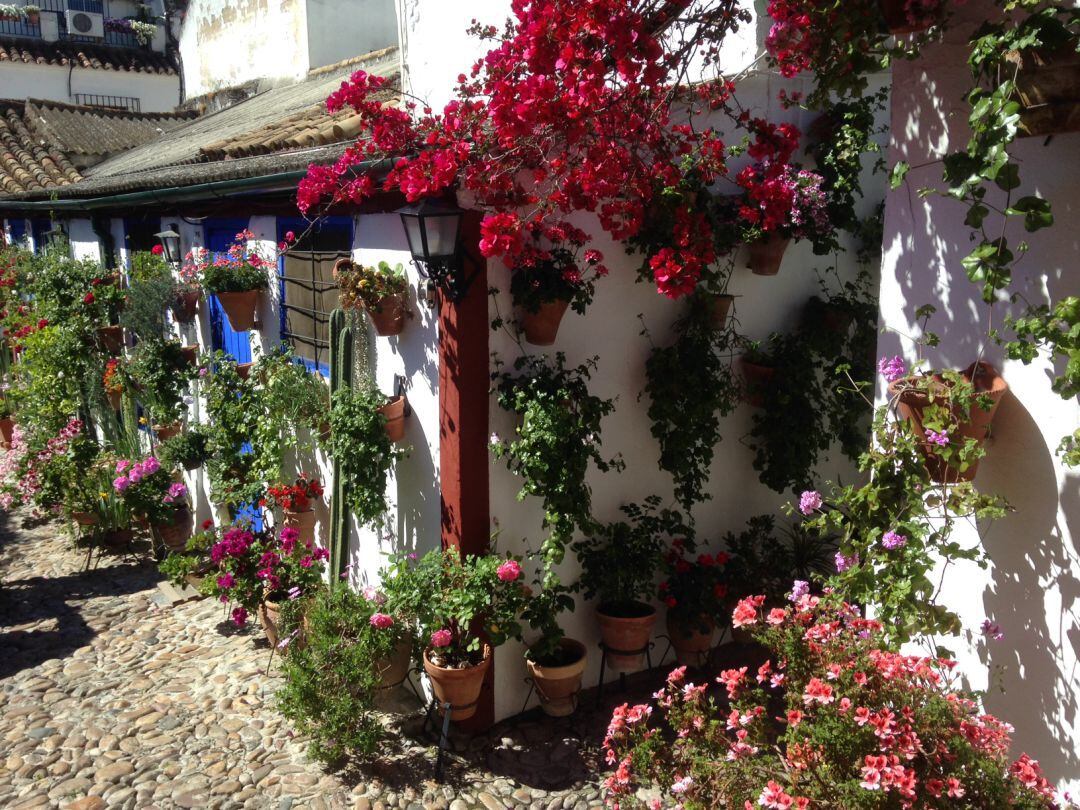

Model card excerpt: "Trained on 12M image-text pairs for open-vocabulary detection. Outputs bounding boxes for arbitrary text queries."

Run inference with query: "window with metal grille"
[277,218,352,375]
[73,94,141,112]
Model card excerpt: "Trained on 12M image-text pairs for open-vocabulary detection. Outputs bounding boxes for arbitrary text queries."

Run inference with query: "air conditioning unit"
[65,10,104,38]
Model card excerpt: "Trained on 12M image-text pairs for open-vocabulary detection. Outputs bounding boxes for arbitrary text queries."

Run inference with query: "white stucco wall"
[67,218,101,263]
[0,62,180,113]
[880,1,1080,792]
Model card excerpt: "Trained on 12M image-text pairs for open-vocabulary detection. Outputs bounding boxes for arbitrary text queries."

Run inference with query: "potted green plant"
[129,339,193,436]
[24,4,39,24]
[122,251,175,342]
[521,580,587,717]
[159,520,217,590]
[333,259,410,336]
[101,357,128,411]
[200,230,271,332]
[509,245,599,345]
[739,341,776,407]
[112,455,190,550]
[84,274,127,353]
[172,248,206,323]
[157,427,210,472]
[381,548,528,722]
[573,498,690,671]
[659,542,732,665]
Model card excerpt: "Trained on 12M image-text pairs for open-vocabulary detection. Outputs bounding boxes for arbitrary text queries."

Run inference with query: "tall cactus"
[328,308,354,580]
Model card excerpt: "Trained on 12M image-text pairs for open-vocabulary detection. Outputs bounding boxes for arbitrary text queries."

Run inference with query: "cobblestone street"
[0,512,612,810]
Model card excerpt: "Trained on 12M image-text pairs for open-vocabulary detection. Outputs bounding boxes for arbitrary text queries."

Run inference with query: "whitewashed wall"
[880,0,1080,793]
[0,62,180,113]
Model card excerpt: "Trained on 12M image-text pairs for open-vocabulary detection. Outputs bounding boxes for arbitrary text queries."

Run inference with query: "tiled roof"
[24,99,195,159]
[0,36,177,74]
[0,101,81,195]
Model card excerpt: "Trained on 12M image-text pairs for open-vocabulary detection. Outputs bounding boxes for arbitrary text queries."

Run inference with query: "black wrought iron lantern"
[397,200,476,301]
[154,228,181,264]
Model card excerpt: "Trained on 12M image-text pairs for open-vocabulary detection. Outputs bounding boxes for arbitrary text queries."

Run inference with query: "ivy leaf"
[994,162,1021,191]
[889,161,910,190]
[964,204,990,229]
[1007,195,1054,231]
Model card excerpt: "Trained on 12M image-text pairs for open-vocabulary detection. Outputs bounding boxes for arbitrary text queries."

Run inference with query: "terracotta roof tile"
[0,101,81,194]
[0,36,177,75]
[24,99,196,158]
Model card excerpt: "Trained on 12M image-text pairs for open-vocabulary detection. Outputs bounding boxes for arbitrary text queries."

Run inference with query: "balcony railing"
[0,1,147,49]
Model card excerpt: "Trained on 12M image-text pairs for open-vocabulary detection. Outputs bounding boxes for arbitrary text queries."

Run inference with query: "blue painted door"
[204,220,261,529]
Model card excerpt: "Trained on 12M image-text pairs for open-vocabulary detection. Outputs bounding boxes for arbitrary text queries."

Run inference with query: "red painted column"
[438,210,493,728]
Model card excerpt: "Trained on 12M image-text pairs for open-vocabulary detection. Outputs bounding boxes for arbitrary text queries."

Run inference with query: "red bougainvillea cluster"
[261,474,324,513]
[601,592,1065,809]
[298,0,759,298]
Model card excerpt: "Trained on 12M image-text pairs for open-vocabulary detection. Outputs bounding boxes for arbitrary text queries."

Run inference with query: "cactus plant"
[328,308,354,579]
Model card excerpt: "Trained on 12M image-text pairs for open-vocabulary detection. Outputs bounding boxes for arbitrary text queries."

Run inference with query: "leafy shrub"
[327,386,403,525]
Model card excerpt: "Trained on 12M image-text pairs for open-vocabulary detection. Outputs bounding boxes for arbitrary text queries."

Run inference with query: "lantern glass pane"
[400,214,425,260]
[425,213,460,259]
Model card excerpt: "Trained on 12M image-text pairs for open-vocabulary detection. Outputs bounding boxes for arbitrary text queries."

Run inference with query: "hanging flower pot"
[0,417,13,447]
[1009,48,1080,137]
[890,361,1008,484]
[747,235,790,276]
[97,325,125,354]
[596,602,657,672]
[156,507,193,552]
[803,296,853,335]
[665,611,715,667]
[180,345,199,367]
[708,293,735,330]
[283,508,316,547]
[154,422,183,441]
[258,599,282,648]
[520,298,570,346]
[375,637,413,689]
[235,362,254,380]
[106,389,123,411]
[172,291,201,324]
[423,644,491,722]
[365,294,407,337]
[216,290,259,332]
[739,357,776,407]
[27,11,40,25]
[379,395,407,443]
[526,638,587,717]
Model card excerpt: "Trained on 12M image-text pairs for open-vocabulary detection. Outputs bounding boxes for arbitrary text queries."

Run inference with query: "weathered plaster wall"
[880,1,1080,792]
[0,62,180,112]
[306,0,397,72]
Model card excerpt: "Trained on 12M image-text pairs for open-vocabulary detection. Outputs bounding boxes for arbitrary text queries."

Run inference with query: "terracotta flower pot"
[665,611,715,667]
[27,12,40,24]
[376,637,413,688]
[259,600,282,648]
[1010,48,1080,137]
[526,638,587,717]
[172,290,201,323]
[709,294,735,330]
[747,235,790,276]
[156,507,193,552]
[72,511,99,527]
[102,528,134,549]
[879,0,935,34]
[283,509,316,546]
[154,422,182,441]
[740,358,776,407]
[520,298,570,346]
[890,361,1008,484]
[0,416,13,447]
[236,362,254,380]
[365,294,406,337]
[379,395,407,443]
[97,325,124,354]
[216,290,259,332]
[423,644,491,722]
[596,602,657,672]
[106,389,123,411]
[180,345,199,366]
[804,296,853,334]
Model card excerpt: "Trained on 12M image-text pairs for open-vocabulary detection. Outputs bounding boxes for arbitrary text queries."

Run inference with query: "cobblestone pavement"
[0,511,634,810]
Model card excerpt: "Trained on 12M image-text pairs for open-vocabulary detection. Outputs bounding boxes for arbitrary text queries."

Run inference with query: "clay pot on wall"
[739,357,776,407]
[1009,48,1080,137]
[379,395,407,443]
[154,422,182,441]
[526,638,588,717]
[889,361,1009,484]
[236,362,254,380]
[596,601,657,672]
[709,294,735,330]
[365,295,407,337]
[106,389,123,411]
[216,290,259,332]
[747,235,790,276]
[97,325,124,354]
[665,612,715,667]
[423,644,492,722]
[520,298,571,346]
[173,291,201,323]
[283,508,316,547]
[879,0,937,34]
[180,345,199,367]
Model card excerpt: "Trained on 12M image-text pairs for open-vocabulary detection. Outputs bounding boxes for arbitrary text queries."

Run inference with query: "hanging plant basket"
[173,290,201,323]
[154,421,183,441]
[97,325,125,354]
[156,507,193,552]
[526,638,587,717]
[520,298,570,346]
[890,361,1009,484]
[423,644,491,722]
[379,395,407,443]
[596,601,656,672]
[180,345,199,367]
[665,611,715,667]
[1008,48,1080,137]
[236,362,254,380]
[365,294,407,337]
[739,358,776,407]
[708,293,735,330]
[283,508,316,547]
[216,290,259,332]
[747,234,790,276]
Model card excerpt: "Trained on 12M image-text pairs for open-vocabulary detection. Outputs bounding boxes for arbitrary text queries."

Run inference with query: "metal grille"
[279,252,346,372]
[73,93,141,112]
[0,1,141,47]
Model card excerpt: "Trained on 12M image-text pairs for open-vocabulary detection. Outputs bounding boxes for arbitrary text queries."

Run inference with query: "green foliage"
[203,354,261,507]
[643,293,739,511]
[121,251,175,341]
[201,261,269,294]
[722,515,835,606]
[1003,296,1080,399]
[335,260,408,311]
[327,386,403,525]
[1058,429,1080,467]
[9,324,96,435]
[129,339,192,425]
[157,427,210,471]
[158,525,215,588]
[509,246,597,315]
[276,586,405,764]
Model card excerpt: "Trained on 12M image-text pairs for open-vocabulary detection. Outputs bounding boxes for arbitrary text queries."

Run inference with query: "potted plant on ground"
[333,259,410,336]
[276,584,414,764]
[201,230,271,332]
[381,548,529,722]
[129,339,193,438]
[573,497,691,671]
[112,455,191,552]
[159,520,218,590]
[521,579,587,717]
[262,474,323,546]
[172,248,206,323]
[509,244,599,345]
[659,542,731,665]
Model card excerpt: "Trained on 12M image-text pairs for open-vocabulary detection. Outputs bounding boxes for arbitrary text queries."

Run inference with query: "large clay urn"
[283,509,316,547]
[526,638,588,717]
[423,644,491,722]
[216,290,259,332]
[0,417,13,447]
[156,507,193,552]
[520,298,570,346]
[596,602,657,672]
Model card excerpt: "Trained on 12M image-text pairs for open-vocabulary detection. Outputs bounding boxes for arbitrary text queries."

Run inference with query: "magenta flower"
[881,530,907,550]
[115,460,131,475]
[141,456,160,475]
[113,476,131,492]
[216,573,235,590]
[288,586,302,600]
[430,629,453,648]
[878,355,906,383]
[370,613,394,629]
[798,490,822,515]
[497,559,522,582]
[834,552,858,572]
[163,481,188,503]
[926,429,950,447]
[362,585,387,606]
[231,606,248,626]
[980,619,1004,641]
